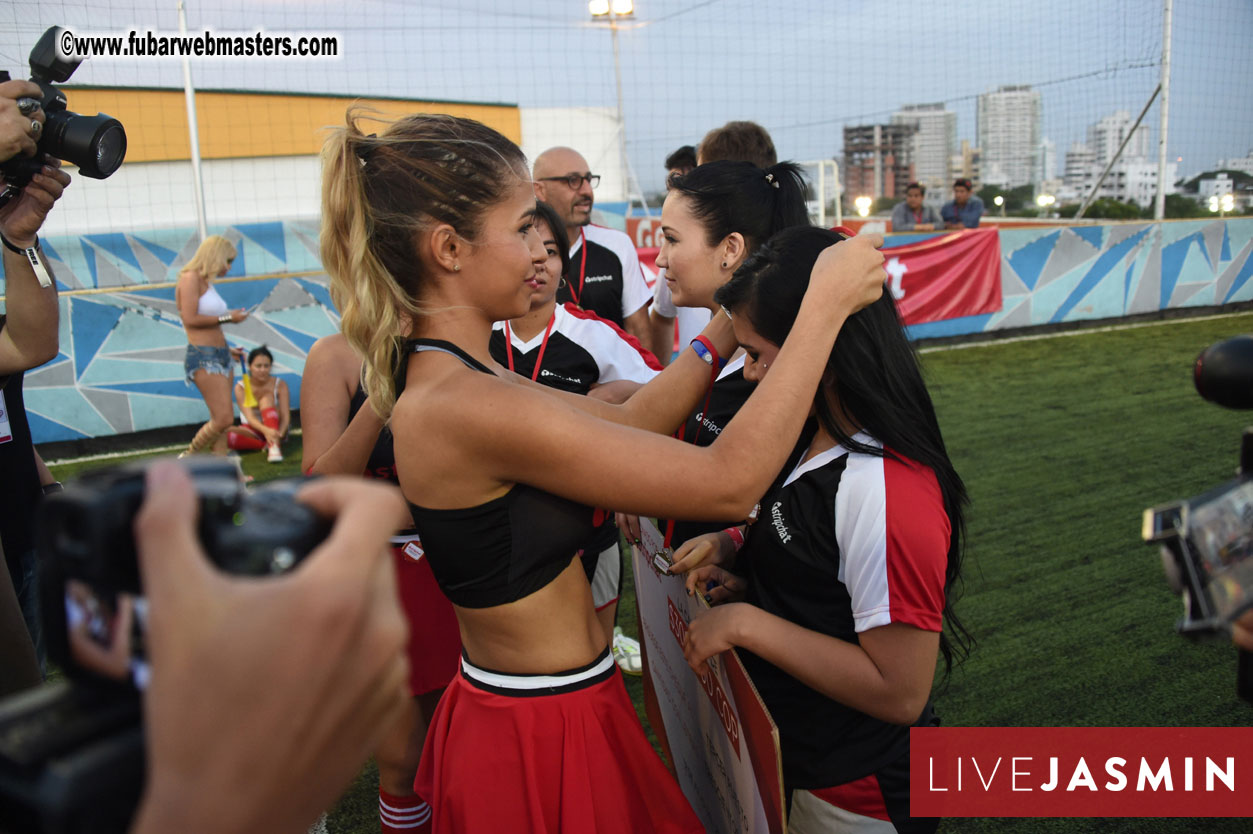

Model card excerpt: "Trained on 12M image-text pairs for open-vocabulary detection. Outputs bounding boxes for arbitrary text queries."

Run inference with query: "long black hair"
[533,200,571,280]
[716,225,972,678]
[668,160,810,253]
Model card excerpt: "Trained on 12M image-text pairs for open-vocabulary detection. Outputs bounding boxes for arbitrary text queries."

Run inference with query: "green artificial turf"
[43,313,1253,832]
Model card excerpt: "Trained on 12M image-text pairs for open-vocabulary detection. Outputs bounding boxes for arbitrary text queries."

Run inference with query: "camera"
[0,458,331,833]
[0,25,127,206]
[1143,334,1253,702]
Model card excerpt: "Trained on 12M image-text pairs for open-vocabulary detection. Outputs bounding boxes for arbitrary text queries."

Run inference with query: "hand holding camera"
[0,458,412,833]
[0,80,46,163]
[131,462,412,834]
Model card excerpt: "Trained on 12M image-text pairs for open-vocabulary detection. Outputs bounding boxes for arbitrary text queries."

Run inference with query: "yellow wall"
[63,88,522,162]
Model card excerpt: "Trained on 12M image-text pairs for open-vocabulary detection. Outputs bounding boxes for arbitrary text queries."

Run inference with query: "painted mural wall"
[2,217,1250,444]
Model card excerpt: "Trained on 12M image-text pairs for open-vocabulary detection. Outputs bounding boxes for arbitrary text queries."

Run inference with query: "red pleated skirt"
[414,647,703,833]
[391,535,462,695]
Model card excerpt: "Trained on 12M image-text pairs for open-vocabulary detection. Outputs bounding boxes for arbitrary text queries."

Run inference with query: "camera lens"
[92,123,127,174]
[44,110,127,179]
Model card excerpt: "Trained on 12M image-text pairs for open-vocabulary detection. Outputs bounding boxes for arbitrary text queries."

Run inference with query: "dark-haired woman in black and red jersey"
[673,226,972,834]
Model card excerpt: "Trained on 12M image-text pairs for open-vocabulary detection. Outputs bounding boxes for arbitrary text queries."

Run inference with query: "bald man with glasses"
[533,147,653,345]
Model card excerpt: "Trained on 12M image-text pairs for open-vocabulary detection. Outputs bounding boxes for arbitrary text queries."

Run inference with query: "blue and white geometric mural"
[898,218,1253,340]
[3,218,1251,444]
[2,221,339,444]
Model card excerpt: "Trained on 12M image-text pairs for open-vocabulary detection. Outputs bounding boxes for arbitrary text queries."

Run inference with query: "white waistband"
[460,650,614,691]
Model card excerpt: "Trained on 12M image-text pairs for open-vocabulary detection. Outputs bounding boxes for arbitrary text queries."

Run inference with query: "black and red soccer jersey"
[739,432,950,791]
[664,354,756,546]
[489,303,660,395]
[559,224,652,328]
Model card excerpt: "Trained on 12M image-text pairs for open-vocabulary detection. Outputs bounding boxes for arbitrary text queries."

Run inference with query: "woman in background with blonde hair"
[175,234,249,456]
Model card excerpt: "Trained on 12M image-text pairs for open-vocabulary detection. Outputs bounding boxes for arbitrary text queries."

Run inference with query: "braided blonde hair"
[320,109,528,416]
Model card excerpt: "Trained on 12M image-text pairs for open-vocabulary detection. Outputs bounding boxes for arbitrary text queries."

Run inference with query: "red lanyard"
[570,228,588,304]
[503,312,556,382]
[912,208,923,225]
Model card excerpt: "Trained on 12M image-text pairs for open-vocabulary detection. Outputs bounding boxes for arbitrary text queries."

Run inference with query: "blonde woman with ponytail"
[321,109,886,834]
[175,234,249,456]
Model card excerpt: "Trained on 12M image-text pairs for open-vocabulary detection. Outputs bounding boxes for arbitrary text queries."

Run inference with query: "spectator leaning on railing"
[941,178,984,229]
[891,182,943,232]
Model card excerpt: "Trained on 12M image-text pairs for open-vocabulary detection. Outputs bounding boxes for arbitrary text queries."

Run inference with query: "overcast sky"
[4,0,1250,193]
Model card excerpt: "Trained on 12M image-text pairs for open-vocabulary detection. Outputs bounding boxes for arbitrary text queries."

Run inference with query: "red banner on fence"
[910,727,1253,817]
[881,227,1002,325]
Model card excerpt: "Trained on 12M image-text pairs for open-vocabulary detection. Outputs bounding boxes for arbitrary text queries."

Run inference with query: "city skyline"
[2,0,1249,198]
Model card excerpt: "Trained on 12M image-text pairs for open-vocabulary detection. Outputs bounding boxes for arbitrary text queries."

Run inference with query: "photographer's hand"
[0,80,44,162]
[129,461,411,834]
[0,158,69,377]
[0,157,70,247]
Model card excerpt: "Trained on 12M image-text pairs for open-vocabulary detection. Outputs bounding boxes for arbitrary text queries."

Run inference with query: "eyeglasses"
[538,173,600,189]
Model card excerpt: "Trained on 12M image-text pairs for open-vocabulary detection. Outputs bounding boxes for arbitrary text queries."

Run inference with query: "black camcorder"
[0,458,331,833]
[1143,334,1253,703]
[0,26,127,207]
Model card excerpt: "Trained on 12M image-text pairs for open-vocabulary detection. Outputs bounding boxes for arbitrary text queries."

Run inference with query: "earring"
[559,277,567,289]
[453,263,461,272]
[721,261,728,268]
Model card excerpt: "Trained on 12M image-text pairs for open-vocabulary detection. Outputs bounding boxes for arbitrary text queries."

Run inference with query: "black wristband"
[0,231,36,255]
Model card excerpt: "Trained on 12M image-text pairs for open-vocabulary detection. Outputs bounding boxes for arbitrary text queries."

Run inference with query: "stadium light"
[1035,193,1055,217]
[588,0,635,209]
[1211,193,1234,217]
[854,195,872,218]
[994,194,1005,217]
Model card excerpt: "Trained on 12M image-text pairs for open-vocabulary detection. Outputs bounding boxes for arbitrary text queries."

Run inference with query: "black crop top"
[402,339,605,608]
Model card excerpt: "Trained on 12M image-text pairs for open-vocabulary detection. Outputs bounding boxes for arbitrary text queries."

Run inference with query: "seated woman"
[227,345,290,462]
[673,226,972,834]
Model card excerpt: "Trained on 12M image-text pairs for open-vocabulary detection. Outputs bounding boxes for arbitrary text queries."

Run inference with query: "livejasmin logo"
[910,727,1252,818]
[927,754,1235,794]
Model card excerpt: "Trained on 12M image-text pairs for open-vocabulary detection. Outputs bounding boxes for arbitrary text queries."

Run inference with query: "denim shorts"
[184,344,233,384]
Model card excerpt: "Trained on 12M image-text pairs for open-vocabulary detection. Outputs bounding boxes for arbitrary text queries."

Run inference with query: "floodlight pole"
[609,15,629,206]
[178,0,208,242]
[1154,0,1172,221]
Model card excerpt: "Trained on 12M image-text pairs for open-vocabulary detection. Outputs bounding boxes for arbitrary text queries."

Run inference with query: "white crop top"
[197,284,229,318]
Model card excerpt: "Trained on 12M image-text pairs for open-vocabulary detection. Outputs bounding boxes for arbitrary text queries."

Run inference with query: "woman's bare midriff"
[452,559,609,675]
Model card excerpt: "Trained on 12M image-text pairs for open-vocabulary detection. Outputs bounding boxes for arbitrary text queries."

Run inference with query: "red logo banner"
[911,727,1253,817]
[883,227,1002,325]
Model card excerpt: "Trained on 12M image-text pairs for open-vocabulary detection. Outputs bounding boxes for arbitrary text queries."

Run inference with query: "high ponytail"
[320,113,411,420]
[763,162,810,244]
[668,160,810,255]
[319,108,528,417]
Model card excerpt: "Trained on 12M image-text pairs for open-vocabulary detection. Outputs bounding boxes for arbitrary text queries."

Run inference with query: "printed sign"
[631,519,786,834]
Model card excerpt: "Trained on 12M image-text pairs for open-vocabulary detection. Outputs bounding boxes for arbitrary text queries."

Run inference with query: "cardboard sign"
[631,519,786,834]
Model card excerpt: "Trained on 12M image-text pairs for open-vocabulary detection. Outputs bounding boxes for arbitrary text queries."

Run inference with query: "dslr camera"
[0,25,127,206]
[1143,334,1253,702]
[0,458,331,833]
